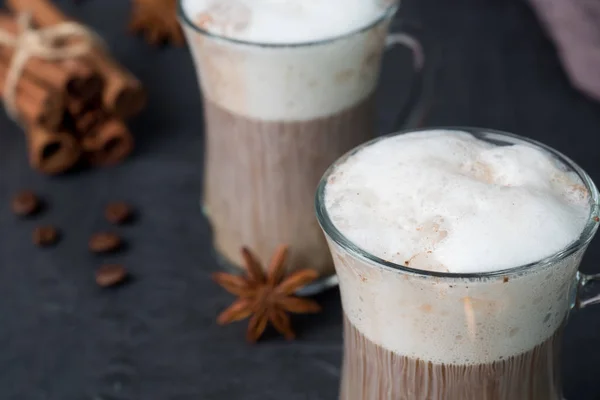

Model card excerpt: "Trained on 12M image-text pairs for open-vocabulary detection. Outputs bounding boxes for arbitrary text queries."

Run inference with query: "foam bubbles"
[181,0,390,121]
[324,130,590,273]
[181,0,388,44]
[332,239,584,364]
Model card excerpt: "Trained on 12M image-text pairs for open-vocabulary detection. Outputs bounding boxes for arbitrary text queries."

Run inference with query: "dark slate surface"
[1,0,599,399]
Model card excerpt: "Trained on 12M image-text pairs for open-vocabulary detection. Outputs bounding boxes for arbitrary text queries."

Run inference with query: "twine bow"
[0,12,104,121]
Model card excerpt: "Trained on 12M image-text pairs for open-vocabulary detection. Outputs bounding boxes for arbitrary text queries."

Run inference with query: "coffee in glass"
[316,128,600,399]
[179,0,426,292]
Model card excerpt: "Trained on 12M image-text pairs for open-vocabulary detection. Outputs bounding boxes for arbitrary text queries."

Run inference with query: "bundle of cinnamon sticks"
[2,0,146,175]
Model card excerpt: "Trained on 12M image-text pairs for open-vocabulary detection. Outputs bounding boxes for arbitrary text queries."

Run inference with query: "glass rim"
[315,127,600,280]
[177,0,398,48]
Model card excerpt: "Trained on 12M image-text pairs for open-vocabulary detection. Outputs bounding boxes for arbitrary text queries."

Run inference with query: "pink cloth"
[529,0,600,101]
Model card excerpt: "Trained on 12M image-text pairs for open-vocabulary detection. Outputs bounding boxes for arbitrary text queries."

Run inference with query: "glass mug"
[315,128,600,399]
[178,1,431,294]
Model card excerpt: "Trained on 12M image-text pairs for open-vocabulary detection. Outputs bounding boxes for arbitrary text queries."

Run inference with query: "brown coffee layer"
[202,96,375,277]
[340,315,563,400]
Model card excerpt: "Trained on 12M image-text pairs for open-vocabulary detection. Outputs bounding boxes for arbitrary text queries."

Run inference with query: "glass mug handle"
[577,271,600,308]
[383,25,434,130]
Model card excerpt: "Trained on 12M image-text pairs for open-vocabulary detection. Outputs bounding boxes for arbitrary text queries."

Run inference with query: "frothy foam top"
[181,0,387,44]
[324,130,590,274]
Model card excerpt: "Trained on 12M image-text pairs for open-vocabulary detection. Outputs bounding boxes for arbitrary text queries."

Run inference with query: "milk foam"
[324,130,590,273]
[323,130,592,364]
[331,240,583,364]
[181,0,386,44]
[180,0,392,121]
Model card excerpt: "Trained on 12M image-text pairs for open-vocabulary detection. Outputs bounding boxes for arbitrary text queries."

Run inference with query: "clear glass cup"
[178,1,430,293]
[315,127,600,399]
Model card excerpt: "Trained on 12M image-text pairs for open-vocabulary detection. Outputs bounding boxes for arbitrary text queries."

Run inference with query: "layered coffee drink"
[319,129,593,399]
[180,0,396,279]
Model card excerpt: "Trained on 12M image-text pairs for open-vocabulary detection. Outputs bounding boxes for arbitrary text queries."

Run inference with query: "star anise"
[213,245,322,343]
[129,0,185,47]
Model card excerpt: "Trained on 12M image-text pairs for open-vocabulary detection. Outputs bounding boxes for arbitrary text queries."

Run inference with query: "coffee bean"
[12,191,40,217]
[33,225,59,246]
[104,201,133,225]
[95,264,128,287]
[89,232,122,253]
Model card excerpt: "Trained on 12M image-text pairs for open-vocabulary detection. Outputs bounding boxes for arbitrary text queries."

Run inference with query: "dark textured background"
[1,0,600,399]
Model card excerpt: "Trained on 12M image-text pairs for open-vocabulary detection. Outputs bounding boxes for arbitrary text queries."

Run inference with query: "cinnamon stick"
[0,13,104,100]
[7,0,146,119]
[67,96,87,116]
[26,125,81,175]
[86,55,145,120]
[0,57,64,129]
[67,88,101,116]
[75,107,106,134]
[83,119,134,166]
